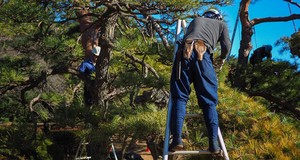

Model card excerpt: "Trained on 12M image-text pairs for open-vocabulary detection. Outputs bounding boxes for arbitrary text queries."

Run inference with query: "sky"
[219,0,300,65]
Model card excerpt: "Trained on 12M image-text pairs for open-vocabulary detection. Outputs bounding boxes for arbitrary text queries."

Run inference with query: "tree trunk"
[95,10,118,109]
[92,9,119,160]
[234,0,253,88]
[238,0,253,66]
[75,3,119,159]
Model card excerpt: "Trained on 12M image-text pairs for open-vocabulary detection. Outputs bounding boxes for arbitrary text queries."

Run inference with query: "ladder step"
[168,150,211,155]
[75,156,91,160]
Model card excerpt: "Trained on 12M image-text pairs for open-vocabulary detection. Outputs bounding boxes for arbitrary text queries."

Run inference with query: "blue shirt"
[78,59,96,75]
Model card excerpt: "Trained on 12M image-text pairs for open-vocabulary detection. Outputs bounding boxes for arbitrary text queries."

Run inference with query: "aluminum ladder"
[162,102,230,159]
[75,138,91,160]
[162,19,229,160]
[75,136,119,160]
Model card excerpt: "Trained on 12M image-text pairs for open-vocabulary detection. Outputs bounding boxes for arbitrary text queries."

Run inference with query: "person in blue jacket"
[78,46,101,106]
[169,9,231,157]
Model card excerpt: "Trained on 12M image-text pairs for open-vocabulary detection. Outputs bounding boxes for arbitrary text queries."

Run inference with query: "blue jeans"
[170,51,220,152]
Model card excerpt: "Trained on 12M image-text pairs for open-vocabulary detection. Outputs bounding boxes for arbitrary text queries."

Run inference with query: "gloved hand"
[213,56,226,70]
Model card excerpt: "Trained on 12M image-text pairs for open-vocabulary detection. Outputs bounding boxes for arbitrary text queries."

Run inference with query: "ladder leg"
[218,127,229,160]
[111,143,118,160]
[163,96,173,160]
[164,19,182,160]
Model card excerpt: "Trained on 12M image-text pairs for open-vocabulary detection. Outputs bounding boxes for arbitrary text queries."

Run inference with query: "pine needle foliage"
[1,0,299,159]
[0,56,31,85]
[229,60,300,116]
[182,64,300,159]
[217,65,300,159]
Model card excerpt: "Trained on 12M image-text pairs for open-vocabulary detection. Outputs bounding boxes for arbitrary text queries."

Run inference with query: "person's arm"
[215,23,231,70]
[219,23,231,60]
[78,62,86,73]
[267,52,272,59]
[78,61,90,81]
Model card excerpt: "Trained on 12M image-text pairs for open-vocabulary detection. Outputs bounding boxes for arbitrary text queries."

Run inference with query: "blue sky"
[220,0,300,65]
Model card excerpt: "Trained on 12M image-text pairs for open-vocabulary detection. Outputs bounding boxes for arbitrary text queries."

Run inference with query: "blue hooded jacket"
[78,59,96,75]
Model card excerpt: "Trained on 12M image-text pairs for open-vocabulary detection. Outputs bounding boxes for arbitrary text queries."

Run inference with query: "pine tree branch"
[246,90,300,120]
[124,52,160,79]
[148,15,171,52]
[66,82,82,107]
[284,0,300,8]
[104,87,127,100]
[123,51,169,97]
[251,14,300,25]
[29,93,41,112]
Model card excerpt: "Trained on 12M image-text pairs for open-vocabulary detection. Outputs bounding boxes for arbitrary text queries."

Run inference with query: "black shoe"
[211,149,224,159]
[169,143,184,152]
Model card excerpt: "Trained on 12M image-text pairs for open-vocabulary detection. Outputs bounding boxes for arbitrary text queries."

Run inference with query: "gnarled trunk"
[234,0,253,88]
[75,4,119,159]
[91,9,119,160]
[95,10,118,111]
[238,0,253,66]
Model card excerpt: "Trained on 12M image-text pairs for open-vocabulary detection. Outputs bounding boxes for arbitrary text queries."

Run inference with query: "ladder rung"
[168,150,211,155]
[185,113,201,118]
[75,156,91,160]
